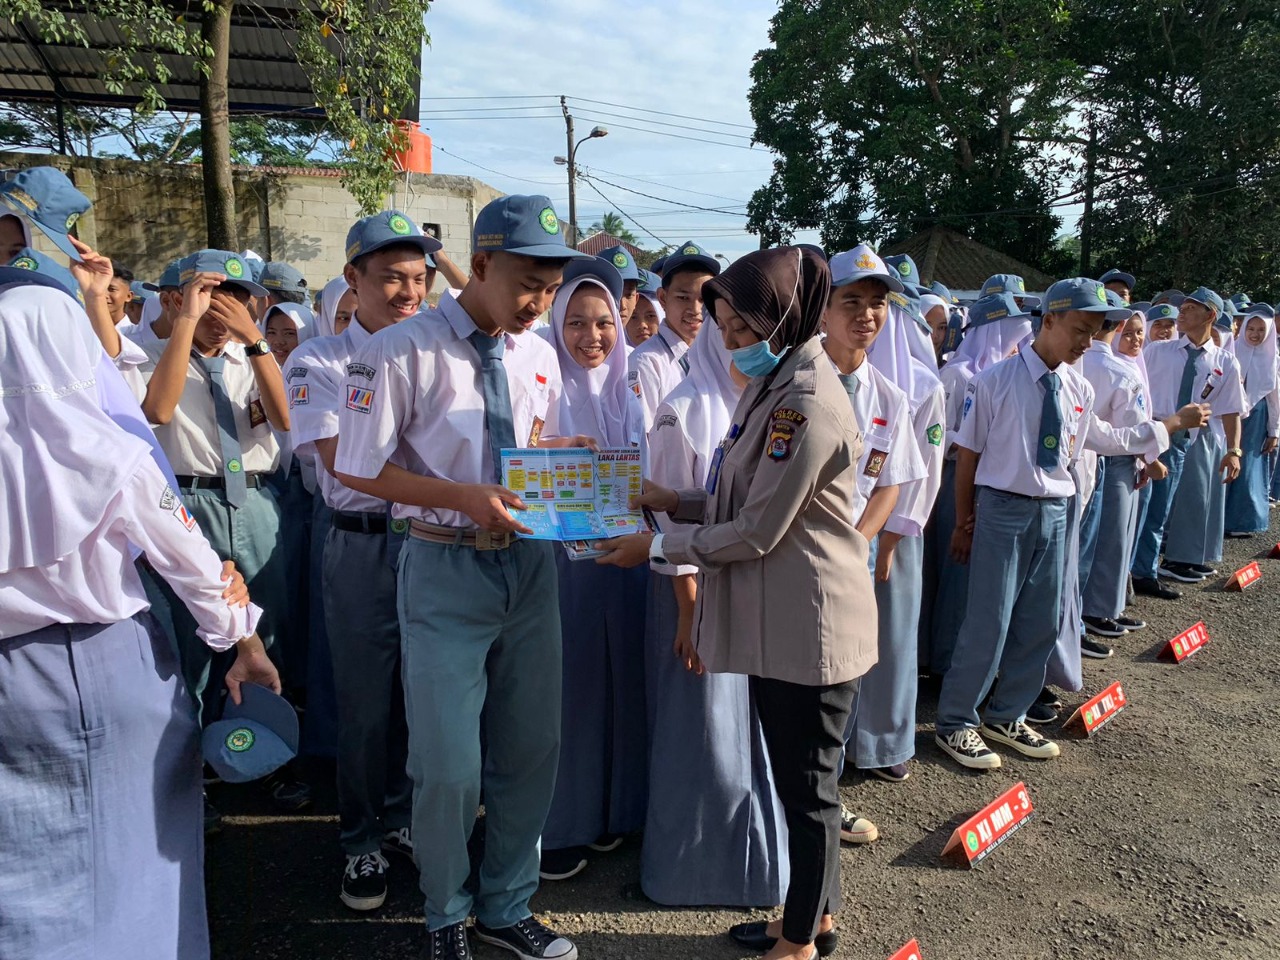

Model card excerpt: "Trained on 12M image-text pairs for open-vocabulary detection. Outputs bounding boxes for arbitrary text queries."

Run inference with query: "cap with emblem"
[636,268,661,299]
[472,195,590,261]
[1229,292,1252,310]
[1146,303,1179,323]
[202,682,299,783]
[650,255,668,277]
[980,273,1026,298]
[930,280,956,303]
[1102,289,1133,328]
[1183,286,1224,317]
[883,254,928,294]
[346,209,443,265]
[178,249,270,298]
[561,256,624,304]
[1245,302,1275,320]
[966,292,1031,328]
[829,243,904,293]
[5,247,83,304]
[596,245,639,282]
[0,167,91,261]
[1098,268,1136,292]
[158,258,183,289]
[1152,289,1186,307]
[260,261,308,296]
[1042,277,1117,315]
[661,240,721,279]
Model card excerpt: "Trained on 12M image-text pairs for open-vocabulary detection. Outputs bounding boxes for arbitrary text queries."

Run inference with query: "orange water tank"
[393,120,433,174]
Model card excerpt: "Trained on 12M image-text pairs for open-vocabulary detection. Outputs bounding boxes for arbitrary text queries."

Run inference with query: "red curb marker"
[888,939,923,960]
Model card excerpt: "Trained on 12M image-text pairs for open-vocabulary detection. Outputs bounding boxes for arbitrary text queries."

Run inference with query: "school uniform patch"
[528,416,545,447]
[962,394,974,420]
[174,502,197,531]
[927,423,943,446]
[158,485,176,511]
[655,413,679,430]
[289,384,309,406]
[864,449,888,477]
[346,362,374,381]
[535,373,548,391]
[346,387,374,414]
[285,366,307,382]
[247,398,267,428]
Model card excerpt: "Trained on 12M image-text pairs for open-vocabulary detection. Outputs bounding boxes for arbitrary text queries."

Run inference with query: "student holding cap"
[287,209,441,911]
[334,195,588,960]
[627,267,663,346]
[0,279,277,960]
[628,240,721,432]
[597,246,878,960]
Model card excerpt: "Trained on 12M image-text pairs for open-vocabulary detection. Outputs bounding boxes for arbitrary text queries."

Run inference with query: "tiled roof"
[575,231,646,259]
[882,226,1055,292]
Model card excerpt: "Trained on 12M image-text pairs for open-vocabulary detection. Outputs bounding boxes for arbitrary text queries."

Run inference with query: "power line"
[567,106,755,142]
[576,116,762,152]
[566,96,755,130]
[579,171,749,216]
[433,146,562,186]
[579,177,672,249]
[586,165,750,204]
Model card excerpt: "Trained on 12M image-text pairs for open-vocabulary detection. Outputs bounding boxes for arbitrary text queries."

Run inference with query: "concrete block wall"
[0,151,502,292]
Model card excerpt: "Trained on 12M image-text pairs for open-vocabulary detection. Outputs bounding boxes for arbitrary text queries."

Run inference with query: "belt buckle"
[475,530,513,551]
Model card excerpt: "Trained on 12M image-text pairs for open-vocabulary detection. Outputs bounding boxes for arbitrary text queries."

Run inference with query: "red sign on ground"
[887,939,923,960]
[1062,680,1128,737]
[1161,621,1209,662]
[1226,561,1262,592]
[940,781,1034,868]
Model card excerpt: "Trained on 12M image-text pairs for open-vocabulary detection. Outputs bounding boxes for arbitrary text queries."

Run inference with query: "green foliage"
[749,0,1080,268]
[228,117,340,167]
[294,0,433,214]
[589,211,637,244]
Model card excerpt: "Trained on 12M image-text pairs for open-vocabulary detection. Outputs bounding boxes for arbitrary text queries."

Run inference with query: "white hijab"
[0,284,152,571]
[261,301,315,343]
[314,276,352,339]
[1236,310,1278,413]
[1111,312,1153,411]
[946,314,1033,381]
[548,276,642,447]
[870,297,943,402]
[662,315,742,468]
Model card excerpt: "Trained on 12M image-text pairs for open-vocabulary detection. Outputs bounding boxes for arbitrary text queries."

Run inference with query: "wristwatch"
[648,533,669,565]
[246,338,272,357]
[1226,447,1243,457]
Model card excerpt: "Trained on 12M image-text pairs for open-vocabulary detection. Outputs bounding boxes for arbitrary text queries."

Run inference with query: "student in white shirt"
[0,280,276,960]
[333,195,588,960]
[1225,304,1280,534]
[628,241,721,431]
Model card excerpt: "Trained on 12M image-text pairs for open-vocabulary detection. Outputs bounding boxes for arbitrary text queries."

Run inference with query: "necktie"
[468,330,518,483]
[678,353,690,375]
[1172,345,1206,450]
[197,354,248,508]
[1037,372,1063,471]
[838,372,861,406]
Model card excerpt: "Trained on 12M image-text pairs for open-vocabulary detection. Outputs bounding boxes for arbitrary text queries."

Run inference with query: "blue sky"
[417,0,817,262]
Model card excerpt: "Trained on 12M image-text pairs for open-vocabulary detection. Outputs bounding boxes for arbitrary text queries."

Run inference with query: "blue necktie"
[1172,345,1206,451]
[1037,372,1063,470]
[468,330,518,483]
[678,353,690,375]
[838,372,861,408]
[196,354,248,508]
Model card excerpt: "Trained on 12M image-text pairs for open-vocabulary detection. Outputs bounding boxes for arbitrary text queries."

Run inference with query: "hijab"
[261,300,315,344]
[670,310,743,465]
[1236,309,1278,412]
[869,291,942,402]
[1111,311,1153,412]
[945,313,1033,382]
[548,275,642,447]
[0,283,153,571]
[702,246,830,354]
[314,276,352,339]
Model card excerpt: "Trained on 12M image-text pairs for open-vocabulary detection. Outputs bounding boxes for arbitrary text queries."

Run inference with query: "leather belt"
[175,474,265,490]
[408,519,518,551]
[331,510,389,535]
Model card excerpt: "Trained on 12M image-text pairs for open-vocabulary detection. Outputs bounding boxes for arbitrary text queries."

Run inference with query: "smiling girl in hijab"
[314,275,357,339]
[0,280,278,960]
[640,318,787,907]
[537,258,651,881]
[1225,304,1280,535]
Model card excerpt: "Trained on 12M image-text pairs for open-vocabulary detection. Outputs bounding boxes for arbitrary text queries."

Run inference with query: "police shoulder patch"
[766,408,806,462]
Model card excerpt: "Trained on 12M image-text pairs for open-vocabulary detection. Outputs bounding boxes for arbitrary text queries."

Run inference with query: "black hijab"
[702,246,831,353]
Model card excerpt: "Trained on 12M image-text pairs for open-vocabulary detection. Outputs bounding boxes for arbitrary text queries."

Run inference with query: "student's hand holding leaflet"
[455,482,533,535]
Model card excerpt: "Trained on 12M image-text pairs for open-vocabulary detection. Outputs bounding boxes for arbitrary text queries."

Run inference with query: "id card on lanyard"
[706,423,740,494]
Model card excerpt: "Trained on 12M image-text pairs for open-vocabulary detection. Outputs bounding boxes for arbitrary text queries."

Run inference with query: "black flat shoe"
[728,921,838,957]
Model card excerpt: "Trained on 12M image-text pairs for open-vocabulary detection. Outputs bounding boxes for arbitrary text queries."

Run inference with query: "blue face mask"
[730,338,790,377]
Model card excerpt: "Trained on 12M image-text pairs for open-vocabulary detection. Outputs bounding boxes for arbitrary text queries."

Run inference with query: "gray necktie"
[1037,372,1063,470]
[467,330,518,482]
[1172,344,1206,451]
[838,372,861,406]
[196,354,248,508]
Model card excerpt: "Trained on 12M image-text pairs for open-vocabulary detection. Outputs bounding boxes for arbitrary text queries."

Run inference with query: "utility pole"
[561,95,577,248]
[1080,113,1096,277]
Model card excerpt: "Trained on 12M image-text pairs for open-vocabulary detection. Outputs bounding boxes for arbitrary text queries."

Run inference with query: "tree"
[747,0,1080,270]
[588,211,637,244]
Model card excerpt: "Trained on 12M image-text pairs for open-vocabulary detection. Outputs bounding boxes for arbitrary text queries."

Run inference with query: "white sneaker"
[981,720,1061,759]
[935,728,1002,770]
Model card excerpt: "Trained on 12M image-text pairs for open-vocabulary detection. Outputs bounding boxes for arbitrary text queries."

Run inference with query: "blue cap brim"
[357,234,444,262]
[0,265,77,299]
[0,196,83,262]
[663,253,721,277]
[832,270,905,294]
[561,258,624,304]
[223,277,270,298]
[498,243,594,261]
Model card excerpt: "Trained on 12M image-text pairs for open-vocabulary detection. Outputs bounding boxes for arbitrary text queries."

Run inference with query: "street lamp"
[556,106,608,248]
[715,254,730,266]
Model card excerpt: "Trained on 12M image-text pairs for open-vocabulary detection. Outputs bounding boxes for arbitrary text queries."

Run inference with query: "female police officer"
[597,246,877,960]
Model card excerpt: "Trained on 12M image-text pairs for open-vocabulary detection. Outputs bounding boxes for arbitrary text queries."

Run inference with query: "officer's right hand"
[460,484,533,535]
[630,479,679,514]
[949,525,973,565]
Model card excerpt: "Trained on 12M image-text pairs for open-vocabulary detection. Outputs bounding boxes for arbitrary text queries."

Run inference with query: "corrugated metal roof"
[0,1,413,116]
[882,225,1055,292]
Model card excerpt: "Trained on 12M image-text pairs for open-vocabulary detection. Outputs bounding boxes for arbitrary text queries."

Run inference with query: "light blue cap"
[6,247,83,305]
[178,249,269,298]
[346,210,443,264]
[473,195,589,260]
[0,166,91,261]
[596,245,639,282]
[1043,277,1114,314]
[561,257,624,305]
[981,273,1026,298]
[1184,286,1224,317]
[202,683,299,784]
[1146,303,1179,323]
[966,292,1031,328]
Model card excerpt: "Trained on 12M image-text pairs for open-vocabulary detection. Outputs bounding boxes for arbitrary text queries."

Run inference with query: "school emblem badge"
[613,252,629,269]
[965,831,980,853]
[898,261,912,277]
[539,207,559,235]
[856,253,877,270]
[65,211,80,231]
[225,257,245,279]
[388,213,412,236]
[927,423,943,446]
[390,518,409,535]
[225,727,255,753]
[864,449,888,478]
[682,245,699,255]
[1043,436,1058,450]
[228,458,243,473]
[1096,285,1107,304]
[11,255,35,270]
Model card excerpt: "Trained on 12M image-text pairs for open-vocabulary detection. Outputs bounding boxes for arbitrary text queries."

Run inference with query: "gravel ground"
[207,518,1280,959]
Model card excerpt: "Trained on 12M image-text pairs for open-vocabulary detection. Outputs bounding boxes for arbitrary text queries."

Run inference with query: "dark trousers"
[750,674,858,945]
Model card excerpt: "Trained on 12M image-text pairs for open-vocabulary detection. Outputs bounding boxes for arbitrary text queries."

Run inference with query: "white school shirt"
[647,395,711,578]
[112,330,151,402]
[628,324,690,434]
[333,295,565,528]
[884,373,946,538]
[956,348,1095,499]
[286,317,388,514]
[832,357,927,522]
[0,456,261,648]
[1143,335,1245,442]
[938,362,972,458]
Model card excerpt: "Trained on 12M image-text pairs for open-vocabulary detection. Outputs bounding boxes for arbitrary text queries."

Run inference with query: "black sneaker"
[1159,562,1206,583]
[426,921,472,960]
[1035,687,1063,710]
[1025,700,1060,725]
[1133,577,1181,600]
[981,720,1061,759]
[473,916,578,960]
[203,793,222,836]
[1188,563,1217,575]
[839,803,879,844]
[262,761,313,812]
[538,847,587,881]
[382,827,414,866]
[1082,616,1127,638]
[935,728,1001,770]
[1081,636,1114,659]
[587,832,623,853]
[1115,616,1146,631]
[340,851,388,911]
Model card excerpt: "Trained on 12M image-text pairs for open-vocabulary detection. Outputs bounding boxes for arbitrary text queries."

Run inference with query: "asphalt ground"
[207,515,1280,959]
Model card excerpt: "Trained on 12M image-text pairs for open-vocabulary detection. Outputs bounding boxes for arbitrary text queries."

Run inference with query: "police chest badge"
[767,408,807,461]
[864,449,888,478]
